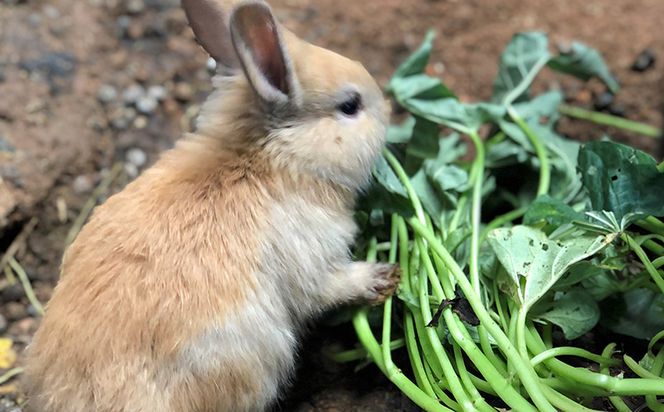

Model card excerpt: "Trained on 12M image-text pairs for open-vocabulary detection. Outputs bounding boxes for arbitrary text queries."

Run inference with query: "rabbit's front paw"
[362,263,401,305]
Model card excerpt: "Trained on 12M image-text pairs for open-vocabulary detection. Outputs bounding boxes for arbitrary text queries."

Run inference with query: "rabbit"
[22,0,398,411]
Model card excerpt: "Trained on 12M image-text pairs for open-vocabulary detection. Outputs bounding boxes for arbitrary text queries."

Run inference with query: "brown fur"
[23,1,396,410]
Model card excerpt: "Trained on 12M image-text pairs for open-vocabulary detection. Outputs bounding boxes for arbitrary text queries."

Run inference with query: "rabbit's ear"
[229,1,300,106]
[182,0,239,69]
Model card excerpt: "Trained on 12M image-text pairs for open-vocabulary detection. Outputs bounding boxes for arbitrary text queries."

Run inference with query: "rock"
[27,304,41,317]
[147,85,167,102]
[608,102,626,117]
[8,317,37,336]
[593,92,613,111]
[0,398,21,412]
[133,116,148,129]
[43,4,61,19]
[127,0,145,14]
[124,162,139,178]
[126,147,147,168]
[0,135,15,153]
[122,83,145,104]
[136,95,158,114]
[206,57,217,73]
[174,82,193,101]
[631,48,656,72]
[4,302,28,322]
[97,84,118,104]
[19,52,77,79]
[73,174,94,194]
[0,314,7,334]
[1,284,25,302]
[116,15,132,38]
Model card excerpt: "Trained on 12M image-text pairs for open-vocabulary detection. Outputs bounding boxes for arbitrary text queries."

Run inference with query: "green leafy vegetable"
[578,141,664,226]
[539,289,600,340]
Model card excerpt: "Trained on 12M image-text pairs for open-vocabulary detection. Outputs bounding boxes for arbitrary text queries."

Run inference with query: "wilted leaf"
[578,141,664,226]
[548,41,619,93]
[539,289,600,340]
[487,225,613,309]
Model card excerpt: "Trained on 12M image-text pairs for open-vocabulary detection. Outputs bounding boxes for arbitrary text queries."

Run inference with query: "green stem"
[559,104,661,138]
[444,310,538,411]
[527,326,664,395]
[508,107,550,196]
[530,347,620,368]
[410,218,555,411]
[600,343,631,412]
[623,233,664,295]
[8,257,44,316]
[353,311,453,412]
[646,348,664,411]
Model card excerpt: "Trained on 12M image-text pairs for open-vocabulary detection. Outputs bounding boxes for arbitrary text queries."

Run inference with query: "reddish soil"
[0,0,662,410]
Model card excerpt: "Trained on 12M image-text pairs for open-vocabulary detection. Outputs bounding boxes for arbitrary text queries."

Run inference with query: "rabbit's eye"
[337,93,362,117]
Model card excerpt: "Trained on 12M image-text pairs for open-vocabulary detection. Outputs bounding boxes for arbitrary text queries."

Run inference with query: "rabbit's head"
[183,0,389,190]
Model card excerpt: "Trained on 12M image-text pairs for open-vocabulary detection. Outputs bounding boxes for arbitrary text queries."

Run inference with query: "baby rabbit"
[22,0,398,411]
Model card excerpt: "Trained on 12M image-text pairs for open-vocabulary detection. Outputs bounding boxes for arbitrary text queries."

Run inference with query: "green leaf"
[386,116,415,144]
[373,155,407,197]
[539,290,600,340]
[524,195,585,227]
[405,98,505,133]
[423,133,469,192]
[392,30,436,79]
[603,289,664,340]
[487,225,613,309]
[406,116,440,160]
[578,141,664,226]
[554,261,607,290]
[391,74,455,101]
[512,90,563,120]
[492,32,551,104]
[548,41,619,93]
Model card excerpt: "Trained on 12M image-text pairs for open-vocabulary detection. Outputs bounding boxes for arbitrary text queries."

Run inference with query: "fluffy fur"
[22,1,398,411]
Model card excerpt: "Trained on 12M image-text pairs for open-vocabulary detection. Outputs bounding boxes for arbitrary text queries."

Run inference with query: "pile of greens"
[346,31,664,411]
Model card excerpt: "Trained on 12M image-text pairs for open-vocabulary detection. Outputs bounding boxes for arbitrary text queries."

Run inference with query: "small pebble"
[126,0,145,14]
[73,174,94,194]
[593,92,614,111]
[174,82,193,101]
[27,304,41,317]
[136,95,158,114]
[631,48,656,72]
[1,284,24,302]
[116,15,131,37]
[124,163,139,178]
[0,398,21,412]
[147,85,167,101]
[43,4,60,19]
[28,13,41,26]
[608,102,626,117]
[126,147,147,167]
[0,314,7,334]
[133,115,148,129]
[97,84,118,104]
[206,57,217,73]
[0,135,15,152]
[4,302,28,321]
[122,83,145,104]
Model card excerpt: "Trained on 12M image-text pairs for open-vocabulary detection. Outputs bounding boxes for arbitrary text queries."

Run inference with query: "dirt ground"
[0,0,662,410]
